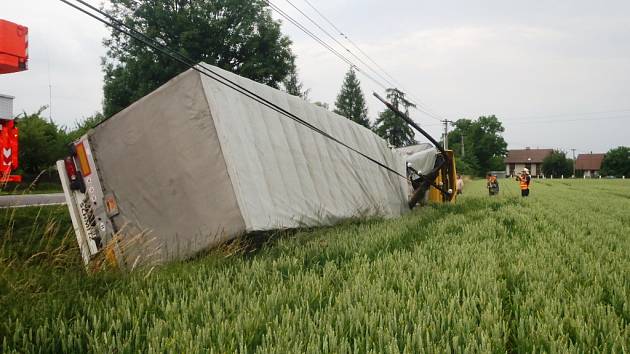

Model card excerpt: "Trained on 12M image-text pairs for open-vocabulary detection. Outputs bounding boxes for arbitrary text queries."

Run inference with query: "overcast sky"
[1,0,629,154]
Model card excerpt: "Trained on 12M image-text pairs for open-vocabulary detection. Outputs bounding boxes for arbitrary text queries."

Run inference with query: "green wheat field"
[1,179,629,353]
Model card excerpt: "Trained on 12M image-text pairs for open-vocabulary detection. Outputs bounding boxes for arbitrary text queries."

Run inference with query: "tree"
[17,107,69,177]
[103,0,297,117]
[333,68,369,128]
[282,62,309,99]
[455,153,480,176]
[67,113,106,142]
[447,116,507,176]
[373,88,416,147]
[16,109,106,179]
[601,146,630,177]
[313,102,329,110]
[542,150,573,177]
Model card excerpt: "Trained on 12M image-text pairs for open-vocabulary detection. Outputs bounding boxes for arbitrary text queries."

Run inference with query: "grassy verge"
[0,182,63,195]
[1,179,629,352]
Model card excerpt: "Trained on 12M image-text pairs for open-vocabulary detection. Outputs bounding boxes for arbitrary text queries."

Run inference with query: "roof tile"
[504,149,553,163]
[575,153,605,171]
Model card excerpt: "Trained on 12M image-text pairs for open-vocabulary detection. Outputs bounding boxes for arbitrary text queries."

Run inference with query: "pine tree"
[333,68,370,128]
[283,63,309,100]
[373,88,417,147]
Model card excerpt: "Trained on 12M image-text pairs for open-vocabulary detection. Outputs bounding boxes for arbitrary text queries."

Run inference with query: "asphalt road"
[0,193,66,208]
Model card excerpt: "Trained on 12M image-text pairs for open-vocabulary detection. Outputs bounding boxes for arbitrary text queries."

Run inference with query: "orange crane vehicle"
[0,19,29,183]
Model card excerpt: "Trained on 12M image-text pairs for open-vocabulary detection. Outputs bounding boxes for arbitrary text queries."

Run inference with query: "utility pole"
[49,83,53,123]
[442,119,454,150]
[442,120,448,150]
[571,148,576,177]
[461,134,465,157]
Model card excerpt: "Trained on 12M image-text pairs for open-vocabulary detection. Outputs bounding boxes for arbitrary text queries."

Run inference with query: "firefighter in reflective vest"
[517,168,531,197]
[486,173,499,196]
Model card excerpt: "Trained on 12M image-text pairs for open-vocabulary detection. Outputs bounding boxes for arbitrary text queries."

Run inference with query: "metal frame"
[57,159,93,265]
[57,135,116,266]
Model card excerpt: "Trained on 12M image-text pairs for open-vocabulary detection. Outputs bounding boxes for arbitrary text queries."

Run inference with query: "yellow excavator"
[374,93,457,207]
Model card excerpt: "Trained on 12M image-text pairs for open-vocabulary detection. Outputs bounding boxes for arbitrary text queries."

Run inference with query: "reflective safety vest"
[518,175,529,190]
[487,176,498,188]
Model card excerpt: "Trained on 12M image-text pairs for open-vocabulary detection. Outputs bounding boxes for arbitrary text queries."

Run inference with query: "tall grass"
[1,179,630,352]
[0,170,62,196]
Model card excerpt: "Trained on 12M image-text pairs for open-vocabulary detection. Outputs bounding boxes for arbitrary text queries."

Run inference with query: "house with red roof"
[504,148,553,177]
[575,153,605,177]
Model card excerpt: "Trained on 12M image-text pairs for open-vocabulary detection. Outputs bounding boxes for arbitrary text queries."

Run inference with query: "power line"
[282,0,397,89]
[267,2,354,68]
[303,0,400,86]
[127,0,365,88]
[267,0,444,123]
[265,0,390,91]
[268,1,449,124]
[301,0,402,88]
[121,0,444,140]
[60,0,410,181]
[122,0,441,138]
[296,0,445,122]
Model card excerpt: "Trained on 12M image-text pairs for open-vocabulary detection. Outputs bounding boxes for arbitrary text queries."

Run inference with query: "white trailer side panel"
[200,65,408,231]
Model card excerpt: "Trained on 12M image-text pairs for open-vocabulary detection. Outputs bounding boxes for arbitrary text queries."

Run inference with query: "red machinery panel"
[0,19,29,74]
[0,119,20,182]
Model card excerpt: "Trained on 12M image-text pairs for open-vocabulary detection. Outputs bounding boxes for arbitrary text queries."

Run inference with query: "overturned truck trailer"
[58,64,443,269]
